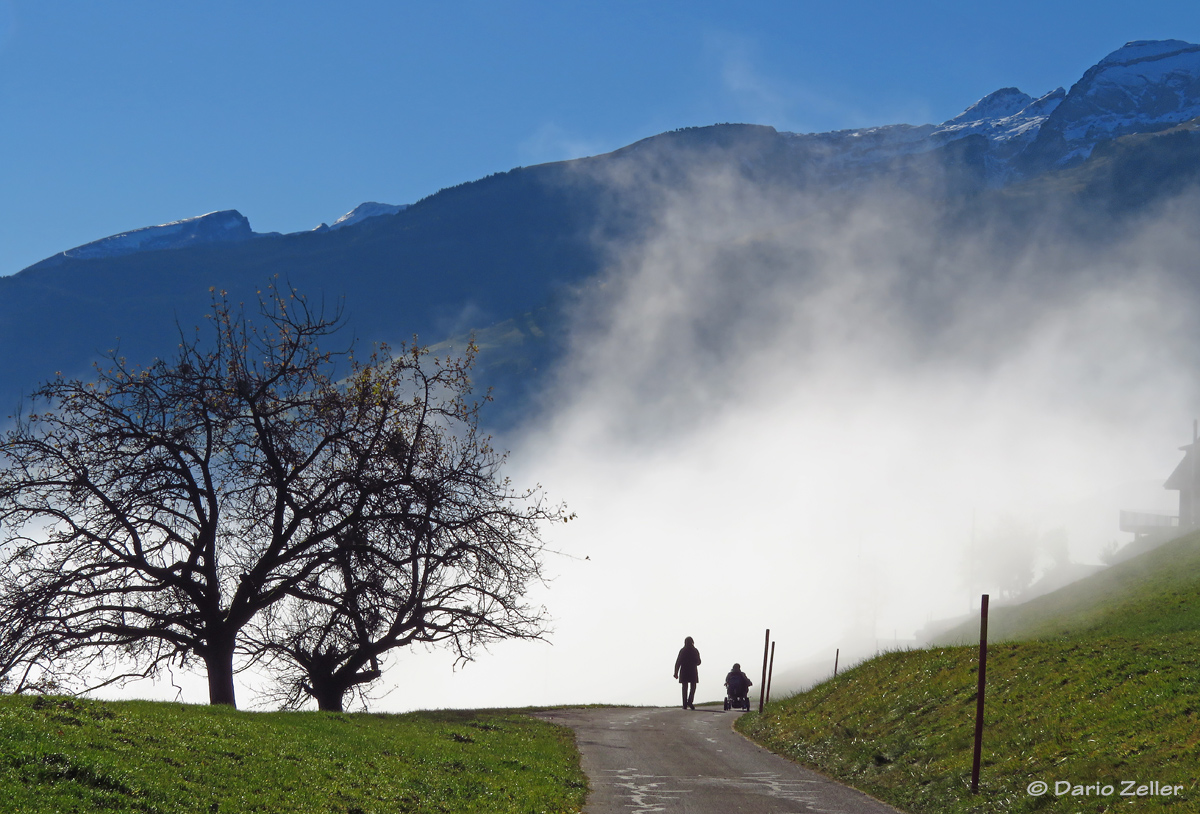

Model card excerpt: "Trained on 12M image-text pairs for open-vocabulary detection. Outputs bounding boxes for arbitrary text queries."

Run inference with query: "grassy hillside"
[0,695,586,813]
[737,532,1200,813]
[934,531,1200,644]
[738,636,1199,813]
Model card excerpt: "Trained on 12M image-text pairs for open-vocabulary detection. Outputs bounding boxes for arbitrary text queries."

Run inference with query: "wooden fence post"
[765,641,776,704]
[971,594,990,794]
[758,629,770,713]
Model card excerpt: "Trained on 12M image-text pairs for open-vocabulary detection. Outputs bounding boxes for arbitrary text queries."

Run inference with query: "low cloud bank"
[282,163,1200,712]
[480,167,1200,706]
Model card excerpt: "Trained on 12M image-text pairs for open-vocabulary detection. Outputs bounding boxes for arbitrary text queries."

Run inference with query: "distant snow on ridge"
[780,85,1064,174]
[779,38,1200,181]
[62,210,255,261]
[331,201,407,229]
[54,201,411,263]
[23,201,413,274]
[1050,39,1200,161]
[313,202,408,232]
[935,87,1065,145]
[1098,39,1198,67]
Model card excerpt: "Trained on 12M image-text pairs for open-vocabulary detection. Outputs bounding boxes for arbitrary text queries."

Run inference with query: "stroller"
[723,664,753,711]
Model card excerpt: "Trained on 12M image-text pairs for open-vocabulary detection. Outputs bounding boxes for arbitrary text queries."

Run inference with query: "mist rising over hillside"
[473,149,1200,705]
[328,129,1200,709]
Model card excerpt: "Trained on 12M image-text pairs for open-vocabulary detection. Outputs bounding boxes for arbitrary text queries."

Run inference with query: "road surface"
[536,706,906,814]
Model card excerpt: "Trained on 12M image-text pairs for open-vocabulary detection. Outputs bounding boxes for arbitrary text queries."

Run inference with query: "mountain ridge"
[18,40,1200,278]
[7,39,1200,430]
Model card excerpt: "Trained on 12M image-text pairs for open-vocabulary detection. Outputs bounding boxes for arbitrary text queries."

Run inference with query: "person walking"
[673,636,701,710]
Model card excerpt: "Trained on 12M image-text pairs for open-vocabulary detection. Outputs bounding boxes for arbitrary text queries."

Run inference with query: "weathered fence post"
[834,648,839,677]
[759,628,770,713]
[765,641,776,704]
[971,594,990,794]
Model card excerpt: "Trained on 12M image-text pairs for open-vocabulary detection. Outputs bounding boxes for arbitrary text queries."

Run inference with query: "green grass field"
[737,532,1200,813]
[0,695,587,813]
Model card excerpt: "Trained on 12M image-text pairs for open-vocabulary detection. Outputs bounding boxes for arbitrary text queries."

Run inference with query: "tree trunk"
[304,654,370,712]
[314,687,346,713]
[309,662,382,712]
[203,640,238,707]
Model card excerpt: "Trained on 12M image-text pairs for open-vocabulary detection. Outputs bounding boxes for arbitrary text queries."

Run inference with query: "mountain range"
[6,39,1200,426]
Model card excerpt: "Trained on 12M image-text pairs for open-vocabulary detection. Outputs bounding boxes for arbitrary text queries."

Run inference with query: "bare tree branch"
[0,281,567,710]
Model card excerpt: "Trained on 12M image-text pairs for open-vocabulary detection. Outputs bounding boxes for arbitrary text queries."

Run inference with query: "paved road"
[536,707,906,814]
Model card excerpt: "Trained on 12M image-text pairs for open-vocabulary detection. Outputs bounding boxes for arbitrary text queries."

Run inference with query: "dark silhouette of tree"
[0,575,68,694]
[247,343,564,712]
[0,284,565,708]
[0,578,152,696]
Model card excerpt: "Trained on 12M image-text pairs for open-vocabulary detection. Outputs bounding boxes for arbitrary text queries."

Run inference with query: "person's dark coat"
[674,643,701,684]
[725,669,751,695]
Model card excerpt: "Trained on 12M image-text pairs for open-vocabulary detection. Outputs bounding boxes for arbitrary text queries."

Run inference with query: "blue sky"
[2,0,1199,276]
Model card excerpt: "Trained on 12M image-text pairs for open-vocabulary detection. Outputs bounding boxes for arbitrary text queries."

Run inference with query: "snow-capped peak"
[781,38,1200,181]
[1032,38,1200,164]
[934,87,1065,146]
[942,88,1034,128]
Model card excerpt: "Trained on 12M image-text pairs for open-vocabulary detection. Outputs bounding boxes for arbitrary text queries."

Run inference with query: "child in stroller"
[723,663,753,711]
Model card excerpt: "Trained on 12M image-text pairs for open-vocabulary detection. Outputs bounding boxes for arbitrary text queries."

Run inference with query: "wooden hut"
[1164,421,1200,530]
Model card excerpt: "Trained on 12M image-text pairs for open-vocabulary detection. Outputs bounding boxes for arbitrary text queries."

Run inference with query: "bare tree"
[246,349,561,710]
[0,283,564,708]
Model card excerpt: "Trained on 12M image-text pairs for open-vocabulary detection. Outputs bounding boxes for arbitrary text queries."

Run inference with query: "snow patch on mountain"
[1098,39,1198,67]
[780,86,1063,177]
[312,202,408,232]
[61,210,256,261]
[27,201,412,273]
[936,87,1065,144]
[942,87,1035,127]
